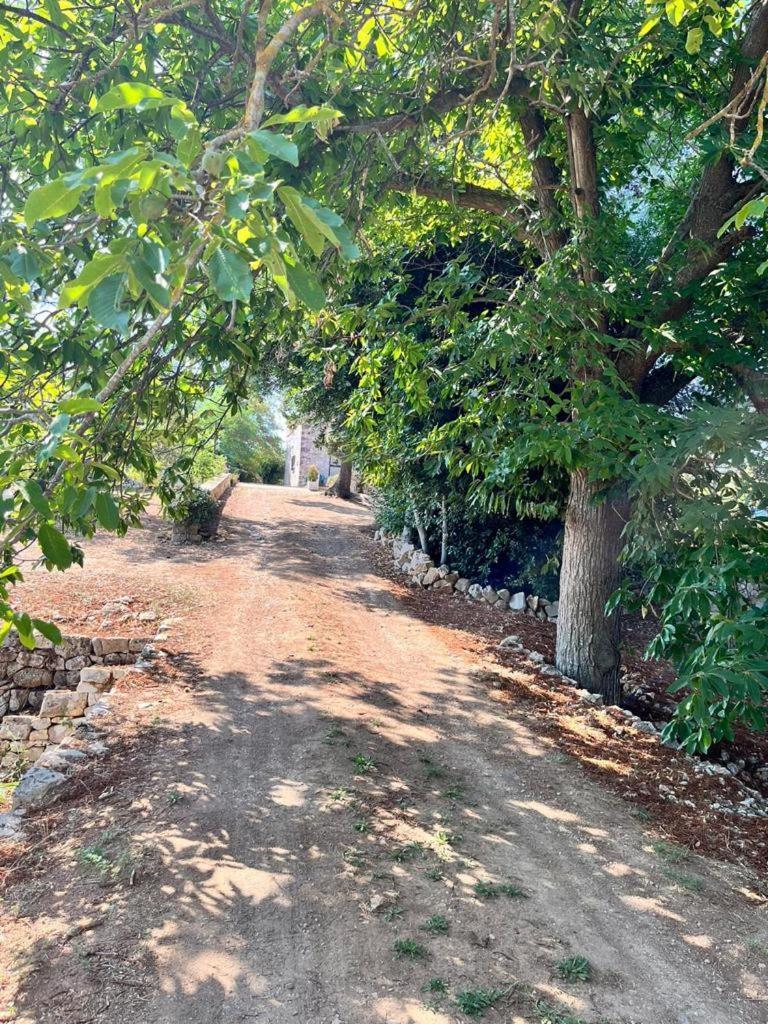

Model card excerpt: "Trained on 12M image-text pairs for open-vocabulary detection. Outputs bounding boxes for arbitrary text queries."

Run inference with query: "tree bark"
[336,460,353,499]
[411,504,429,554]
[555,470,631,704]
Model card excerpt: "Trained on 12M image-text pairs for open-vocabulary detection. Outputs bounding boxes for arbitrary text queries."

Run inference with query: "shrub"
[167,486,219,529]
[306,464,319,482]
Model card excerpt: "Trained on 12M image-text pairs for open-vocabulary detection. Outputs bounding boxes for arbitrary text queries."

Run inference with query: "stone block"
[496,589,510,606]
[444,572,459,585]
[92,637,130,656]
[422,567,440,586]
[40,690,88,720]
[65,656,88,672]
[12,766,67,810]
[454,578,470,594]
[48,723,72,744]
[28,730,49,746]
[482,585,498,605]
[468,583,483,601]
[545,601,560,619]
[128,638,147,653]
[526,594,540,612]
[437,565,450,578]
[0,715,34,742]
[509,591,526,612]
[8,667,53,688]
[79,666,113,690]
[432,579,454,591]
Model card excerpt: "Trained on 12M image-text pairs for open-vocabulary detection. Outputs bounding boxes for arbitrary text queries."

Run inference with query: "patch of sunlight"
[603,862,639,879]
[373,996,453,1023]
[268,779,308,807]
[683,933,713,949]
[582,755,631,776]
[621,894,684,922]
[579,826,609,838]
[740,969,768,1002]
[577,842,599,855]
[510,800,581,824]
[533,982,588,1012]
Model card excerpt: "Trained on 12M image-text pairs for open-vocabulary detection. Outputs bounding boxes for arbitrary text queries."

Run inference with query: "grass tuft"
[393,938,427,959]
[474,879,526,899]
[662,867,703,892]
[454,987,507,1017]
[555,955,591,983]
[652,839,690,863]
[422,914,449,935]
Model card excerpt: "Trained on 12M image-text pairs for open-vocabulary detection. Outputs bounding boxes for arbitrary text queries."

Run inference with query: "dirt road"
[2,484,766,1024]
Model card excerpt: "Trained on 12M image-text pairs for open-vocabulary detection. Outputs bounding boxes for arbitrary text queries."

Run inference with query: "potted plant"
[306,464,320,491]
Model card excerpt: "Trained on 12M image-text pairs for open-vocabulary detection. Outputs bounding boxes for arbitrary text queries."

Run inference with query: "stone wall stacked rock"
[375,530,559,622]
[0,634,145,721]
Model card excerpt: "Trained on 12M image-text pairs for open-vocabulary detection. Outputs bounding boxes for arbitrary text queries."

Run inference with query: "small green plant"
[166,788,182,805]
[422,914,449,935]
[393,938,427,959]
[383,905,404,922]
[422,977,448,995]
[324,724,346,745]
[420,756,445,780]
[425,866,444,881]
[474,880,526,899]
[632,806,652,823]
[352,753,376,774]
[662,867,703,892]
[167,485,218,527]
[306,464,319,482]
[442,785,465,800]
[329,786,353,801]
[533,1000,588,1024]
[555,955,591,983]
[454,987,507,1017]
[76,843,112,874]
[353,819,370,833]
[434,828,462,849]
[652,839,689,863]
[390,841,424,863]
[342,846,366,868]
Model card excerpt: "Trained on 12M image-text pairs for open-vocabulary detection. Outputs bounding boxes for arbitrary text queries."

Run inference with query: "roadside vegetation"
[0,1,765,760]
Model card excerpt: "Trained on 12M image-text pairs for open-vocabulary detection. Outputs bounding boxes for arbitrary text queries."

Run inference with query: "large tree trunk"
[439,496,448,566]
[555,470,630,705]
[336,460,353,499]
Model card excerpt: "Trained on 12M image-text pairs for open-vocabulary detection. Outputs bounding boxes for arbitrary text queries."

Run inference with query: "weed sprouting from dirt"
[352,754,377,774]
[423,977,448,994]
[390,841,424,863]
[383,906,404,923]
[533,1000,589,1024]
[454,986,508,1016]
[425,866,444,881]
[555,955,591,983]
[473,879,526,899]
[422,914,449,935]
[352,819,370,833]
[652,839,690,864]
[662,867,703,892]
[393,938,427,959]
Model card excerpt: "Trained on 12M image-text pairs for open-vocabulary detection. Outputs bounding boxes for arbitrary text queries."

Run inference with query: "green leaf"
[285,260,326,311]
[262,104,342,140]
[88,274,130,333]
[685,27,704,54]
[177,126,202,167]
[58,396,102,414]
[94,491,120,530]
[38,522,72,568]
[247,130,299,167]
[225,192,250,220]
[206,247,253,303]
[18,479,50,517]
[95,81,177,113]
[9,248,40,282]
[639,14,661,37]
[32,618,63,645]
[59,252,125,307]
[24,178,84,227]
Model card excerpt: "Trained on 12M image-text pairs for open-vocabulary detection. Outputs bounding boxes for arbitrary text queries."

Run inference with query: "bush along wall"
[376,530,560,622]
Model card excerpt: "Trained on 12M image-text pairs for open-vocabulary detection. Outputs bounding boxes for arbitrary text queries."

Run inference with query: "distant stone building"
[284,423,340,487]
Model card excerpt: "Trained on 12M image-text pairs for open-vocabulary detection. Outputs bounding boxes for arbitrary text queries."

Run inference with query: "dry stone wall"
[375,530,559,621]
[0,634,148,769]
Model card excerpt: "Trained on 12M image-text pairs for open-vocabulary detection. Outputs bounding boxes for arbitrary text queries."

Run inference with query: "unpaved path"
[2,484,767,1024]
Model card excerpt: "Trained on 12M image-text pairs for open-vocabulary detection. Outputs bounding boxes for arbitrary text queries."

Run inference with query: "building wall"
[284,424,340,487]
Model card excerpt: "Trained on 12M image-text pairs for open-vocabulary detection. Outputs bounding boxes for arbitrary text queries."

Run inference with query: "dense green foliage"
[1,0,766,748]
